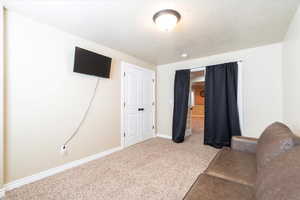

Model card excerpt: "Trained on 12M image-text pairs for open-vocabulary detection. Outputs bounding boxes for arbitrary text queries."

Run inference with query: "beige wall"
[4,11,154,182]
[157,43,283,139]
[0,5,4,188]
[282,6,300,135]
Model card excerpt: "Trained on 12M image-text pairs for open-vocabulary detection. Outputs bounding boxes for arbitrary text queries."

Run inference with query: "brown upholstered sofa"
[184,122,300,200]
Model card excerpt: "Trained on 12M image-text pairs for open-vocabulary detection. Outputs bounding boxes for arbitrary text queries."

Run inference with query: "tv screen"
[73,47,112,78]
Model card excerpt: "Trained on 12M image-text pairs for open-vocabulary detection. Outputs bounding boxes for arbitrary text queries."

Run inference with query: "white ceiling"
[3,0,300,65]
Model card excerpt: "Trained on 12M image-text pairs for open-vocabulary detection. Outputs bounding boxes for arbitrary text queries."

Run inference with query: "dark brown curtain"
[204,62,241,148]
[172,69,190,143]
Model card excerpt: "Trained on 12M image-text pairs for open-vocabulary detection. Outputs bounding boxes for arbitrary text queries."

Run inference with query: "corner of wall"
[3,9,155,183]
[281,4,300,131]
[0,4,5,191]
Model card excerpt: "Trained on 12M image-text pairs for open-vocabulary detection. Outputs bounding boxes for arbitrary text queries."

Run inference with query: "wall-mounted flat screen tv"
[73,47,112,78]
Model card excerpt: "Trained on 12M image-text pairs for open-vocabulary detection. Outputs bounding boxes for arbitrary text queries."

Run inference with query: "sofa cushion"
[256,122,294,171]
[256,146,300,200]
[205,148,256,187]
[184,174,255,200]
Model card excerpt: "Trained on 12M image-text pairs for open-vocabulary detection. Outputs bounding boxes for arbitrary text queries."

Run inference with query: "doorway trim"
[0,4,4,197]
[120,62,156,148]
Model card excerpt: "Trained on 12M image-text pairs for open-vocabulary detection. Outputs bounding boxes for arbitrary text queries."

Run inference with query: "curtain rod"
[190,60,243,71]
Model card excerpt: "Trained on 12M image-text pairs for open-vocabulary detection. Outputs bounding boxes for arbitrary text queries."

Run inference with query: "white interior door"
[141,70,155,141]
[122,62,155,147]
[124,66,142,147]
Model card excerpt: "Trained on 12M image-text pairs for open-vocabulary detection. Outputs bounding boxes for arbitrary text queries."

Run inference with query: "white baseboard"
[156,133,172,140]
[4,146,123,191]
[0,188,5,199]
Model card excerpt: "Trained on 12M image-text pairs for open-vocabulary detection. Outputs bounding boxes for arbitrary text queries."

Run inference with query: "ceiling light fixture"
[181,53,188,58]
[153,9,181,31]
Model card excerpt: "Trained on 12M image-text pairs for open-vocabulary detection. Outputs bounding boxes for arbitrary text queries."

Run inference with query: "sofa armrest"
[231,136,258,153]
[293,135,300,145]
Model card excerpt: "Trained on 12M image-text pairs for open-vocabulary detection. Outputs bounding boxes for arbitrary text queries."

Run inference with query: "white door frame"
[120,62,156,148]
[0,4,5,197]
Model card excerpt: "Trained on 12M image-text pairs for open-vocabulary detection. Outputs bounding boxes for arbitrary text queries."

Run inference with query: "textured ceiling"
[3,0,300,65]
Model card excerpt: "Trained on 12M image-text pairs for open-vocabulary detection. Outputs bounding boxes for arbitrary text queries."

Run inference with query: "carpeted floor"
[5,131,218,200]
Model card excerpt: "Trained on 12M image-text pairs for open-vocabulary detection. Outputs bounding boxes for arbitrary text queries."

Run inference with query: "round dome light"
[181,53,188,58]
[153,9,181,31]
